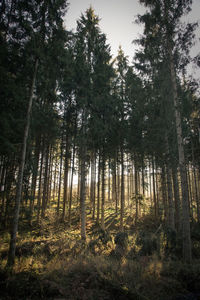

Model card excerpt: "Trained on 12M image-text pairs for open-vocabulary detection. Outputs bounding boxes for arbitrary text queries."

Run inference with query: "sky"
[64,0,200,76]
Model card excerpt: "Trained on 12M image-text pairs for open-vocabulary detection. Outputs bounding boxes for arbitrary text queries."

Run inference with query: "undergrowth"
[0,208,200,300]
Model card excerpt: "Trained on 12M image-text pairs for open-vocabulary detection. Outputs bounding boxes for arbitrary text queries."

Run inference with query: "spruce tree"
[136,0,198,262]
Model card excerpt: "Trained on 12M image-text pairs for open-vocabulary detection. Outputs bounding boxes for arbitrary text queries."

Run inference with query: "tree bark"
[80,154,86,239]
[41,143,50,218]
[37,144,44,223]
[69,143,75,226]
[80,108,87,240]
[101,150,105,230]
[90,151,96,219]
[169,46,192,263]
[97,154,101,224]
[172,166,181,232]
[57,134,64,215]
[120,147,124,230]
[7,58,38,268]
[161,165,168,223]
[152,156,157,218]
[62,136,69,222]
[135,159,139,225]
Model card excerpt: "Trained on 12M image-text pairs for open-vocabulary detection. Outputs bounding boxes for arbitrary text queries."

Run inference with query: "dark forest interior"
[0,0,200,299]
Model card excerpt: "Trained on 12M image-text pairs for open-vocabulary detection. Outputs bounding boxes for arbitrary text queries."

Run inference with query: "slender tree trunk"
[101,150,105,231]
[117,158,120,208]
[149,160,153,209]
[7,59,38,268]
[69,143,75,226]
[187,166,193,220]
[161,165,168,223]
[108,158,111,204]
[80,108,87,240]
[112,158,117,213]
[142,157,145,196]
[0,158,6,219]
[57,136,63,216]
[120,147,124,230]
[126,155,130,208]
[62,135,69,222]
[166,164,175,230]
[47,146,53,207]
[97,154,101,224]
[80,154,86,239]
[155,162,160,213]
[193,166,200,222]
[90,151,96,219]
[52,157,57,203]
[152,156,157,217]
[37,145,44,223]
[135,159,138,224]
[172,165,181,232]
[41,143,49,218]
[130,164,134,210]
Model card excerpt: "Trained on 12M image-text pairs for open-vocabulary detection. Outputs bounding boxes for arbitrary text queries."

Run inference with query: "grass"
[0,206,200,299]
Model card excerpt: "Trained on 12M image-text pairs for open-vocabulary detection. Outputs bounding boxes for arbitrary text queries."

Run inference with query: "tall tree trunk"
[161,165,168,223]
[37,144,44,223]
[152,156,157,218]
[187,166,193,220]
[80,153,86,239]
[68,143,76,226]
[142,157,145,196]
[80,108,87,240]
[41,143,49,218]
[57,135,64,216]
[62,138,69,222]
[169,44,191,263]
[155,161,160,213]
[166,164,175,230]
[108,158,111,204]
[120,147,124,230]
[97,154,101,224]
[101,150,105,230]
[0,157,6,219]
[112,157,117,213]
[127,155,130,208]
[48,149,53,204]
[117,157,120,208]
[52,156,57,203]
[7,58,38,268]
[191,140,200,222]
[172,165,181,232]
[149,159,153,209]
[90,151,96,219]
[193,166,200,222]
[135,159,138,224]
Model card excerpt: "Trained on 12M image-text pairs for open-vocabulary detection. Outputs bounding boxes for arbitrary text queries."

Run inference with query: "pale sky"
[64,0,146,60]
[64,0,200,76]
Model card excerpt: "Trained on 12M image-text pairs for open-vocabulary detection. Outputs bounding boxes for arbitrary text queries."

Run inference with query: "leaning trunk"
[7,59,38,268]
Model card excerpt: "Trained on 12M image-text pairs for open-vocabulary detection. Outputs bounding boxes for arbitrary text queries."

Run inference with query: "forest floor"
[1,204,200,300]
